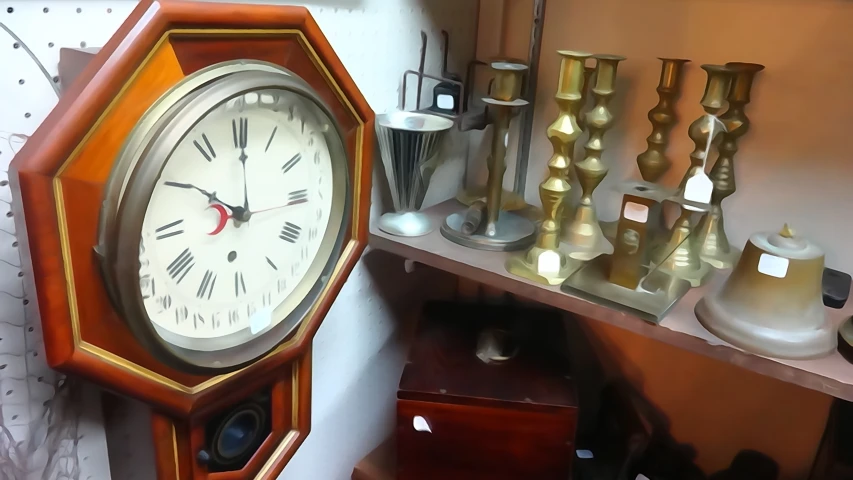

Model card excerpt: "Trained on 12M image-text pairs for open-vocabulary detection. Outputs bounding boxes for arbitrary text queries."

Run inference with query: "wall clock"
[9,1,374,479]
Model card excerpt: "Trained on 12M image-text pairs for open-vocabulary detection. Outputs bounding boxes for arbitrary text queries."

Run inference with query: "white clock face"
[137,89,336,352]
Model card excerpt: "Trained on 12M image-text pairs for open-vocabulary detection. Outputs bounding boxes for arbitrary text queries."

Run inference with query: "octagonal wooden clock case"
[9,1,374,478]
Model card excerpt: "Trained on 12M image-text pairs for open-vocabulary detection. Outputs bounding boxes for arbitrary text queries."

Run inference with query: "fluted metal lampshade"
[376,111,453,236]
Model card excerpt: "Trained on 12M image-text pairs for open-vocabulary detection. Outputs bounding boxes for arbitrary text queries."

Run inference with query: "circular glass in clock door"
[110,68,350,373]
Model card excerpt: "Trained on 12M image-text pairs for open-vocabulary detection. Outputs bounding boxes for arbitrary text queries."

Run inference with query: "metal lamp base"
[377,211,433,237]
[441,210,536,252]
[561,255,691,324]
[506,246,584,286]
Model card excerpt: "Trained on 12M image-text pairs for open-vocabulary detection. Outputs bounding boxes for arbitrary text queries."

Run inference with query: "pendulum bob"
[442,61,536,251]
[507,50,591,285]
[652,199,712,288]
[675,65,733,202]
[561,54,626,261]
[636,58,690,183]
[376,111,454,237]
[695,62,764,269]
[696,225,836,359]
[560,193,690,324]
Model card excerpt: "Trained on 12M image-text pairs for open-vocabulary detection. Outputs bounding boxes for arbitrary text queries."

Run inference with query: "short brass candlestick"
[695,62,764,269]
[636,58,690,183]
[441,62,536,251]
[657,65,731,286]
[676,65,732,199]
[561,54,625,261]
[507,50,591,284]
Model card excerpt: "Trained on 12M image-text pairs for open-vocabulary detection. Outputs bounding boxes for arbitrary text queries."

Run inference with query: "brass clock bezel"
[98,62,351,375]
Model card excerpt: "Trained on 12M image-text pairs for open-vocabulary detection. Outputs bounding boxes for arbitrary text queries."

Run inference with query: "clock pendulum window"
[8,2,374,479]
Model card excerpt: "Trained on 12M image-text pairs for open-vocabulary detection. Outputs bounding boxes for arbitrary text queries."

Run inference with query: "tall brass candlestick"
[561,54,625,261]
[657,65,732,286]
[484,62,527,235]
[695,62,764,269]
[507,50,591,284]
[636,58,690,182]
[676,65,732,197]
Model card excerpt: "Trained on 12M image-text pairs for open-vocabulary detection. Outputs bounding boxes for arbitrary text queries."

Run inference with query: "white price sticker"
[249,307,274,335]
[758,253,789,278]
[623,202,649,223]
[436,94,455,110]
[683,174,713,206]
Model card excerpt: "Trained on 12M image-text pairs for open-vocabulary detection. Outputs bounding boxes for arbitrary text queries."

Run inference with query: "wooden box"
[397,302,578,480]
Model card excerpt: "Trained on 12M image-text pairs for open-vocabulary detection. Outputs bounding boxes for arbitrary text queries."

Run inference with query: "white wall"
[0,1,477,479]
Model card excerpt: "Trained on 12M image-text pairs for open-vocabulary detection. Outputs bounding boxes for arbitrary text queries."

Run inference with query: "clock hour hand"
[163,181,241,213]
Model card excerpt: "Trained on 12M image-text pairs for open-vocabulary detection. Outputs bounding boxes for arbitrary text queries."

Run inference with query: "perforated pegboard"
[0,1,477,479]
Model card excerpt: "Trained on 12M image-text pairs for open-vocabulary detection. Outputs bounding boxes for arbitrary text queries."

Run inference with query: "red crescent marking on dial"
[208,204,229,236]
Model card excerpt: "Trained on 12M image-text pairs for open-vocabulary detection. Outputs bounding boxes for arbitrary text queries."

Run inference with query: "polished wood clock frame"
[9,1,374,478]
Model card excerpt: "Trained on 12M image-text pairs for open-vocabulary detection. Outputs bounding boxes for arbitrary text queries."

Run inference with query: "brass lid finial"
[779,224,795,238]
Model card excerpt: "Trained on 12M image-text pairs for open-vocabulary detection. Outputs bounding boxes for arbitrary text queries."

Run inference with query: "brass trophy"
[441,62,536,251]
[561,54,625,261]
[636,58,690,183]
[694,62,764,269]
[696,225,836,360]
[656,65,732,287]
[506,50,591,285]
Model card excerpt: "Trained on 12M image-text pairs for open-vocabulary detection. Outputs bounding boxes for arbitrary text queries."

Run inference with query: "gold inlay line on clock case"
[52,28,366,394]
[254,361,303,478]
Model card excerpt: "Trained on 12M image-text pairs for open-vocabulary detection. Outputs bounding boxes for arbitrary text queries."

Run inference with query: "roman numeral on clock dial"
[155,219,184,240]
[288,189,308,206]
[234,271,247,297]
[193,133,216,162]
[282,153,301,174]
[233,117,248,149]
[167,248,194,284]
[197,270,216,300]
[280,222,302,243]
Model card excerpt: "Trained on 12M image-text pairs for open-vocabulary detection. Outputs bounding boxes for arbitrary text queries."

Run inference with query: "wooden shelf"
[369,200,853,402]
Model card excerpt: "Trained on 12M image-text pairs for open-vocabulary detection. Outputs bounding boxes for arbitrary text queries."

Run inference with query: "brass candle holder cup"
[560,54,625,261]
[441,62,536,251]
[694,62,764,270]
[507,50,591,285]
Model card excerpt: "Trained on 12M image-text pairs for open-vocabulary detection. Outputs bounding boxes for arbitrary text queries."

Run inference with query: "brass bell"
[695,225,836,359]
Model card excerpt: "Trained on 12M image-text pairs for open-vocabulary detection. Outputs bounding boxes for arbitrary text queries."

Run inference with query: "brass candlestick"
[441,62,536,251]
[507,50,591,285]
[676,65,732,200]
[636,58,690,183]
[695,62,764,269]
[657,65,732,286]
[561,54,625,261]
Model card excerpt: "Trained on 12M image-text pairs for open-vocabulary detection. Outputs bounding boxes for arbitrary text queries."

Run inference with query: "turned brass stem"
[637,58,690,183]
[536,51,590,251]
[695,62,764,269]
[484,62,528,236]
[561,54,625,260]
[677,65,733,195]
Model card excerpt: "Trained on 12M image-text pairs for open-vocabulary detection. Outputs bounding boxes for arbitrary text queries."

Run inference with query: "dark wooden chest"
[396,302,578,480]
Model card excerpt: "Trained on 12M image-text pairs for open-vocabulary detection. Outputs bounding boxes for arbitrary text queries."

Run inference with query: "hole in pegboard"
[80,41,87,48]
[23,299,29,305]
[0,180,8,186]
[17,272,23,278]
[12,42,19,49]
[28,326,33,332]
[48,42,54,48]
[12,241,18,247]
[5,390,12,396]
[76,7,82,13]
[7,212,13,218]
[6,7,12,14]
[43,7,49,13]
[23,113,30,119]
[107,8,113,13]
[37,376,43,382]
[52,76,59,83]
